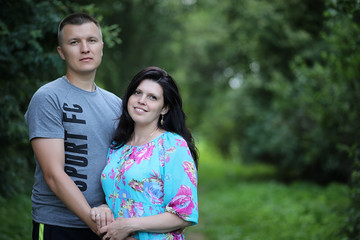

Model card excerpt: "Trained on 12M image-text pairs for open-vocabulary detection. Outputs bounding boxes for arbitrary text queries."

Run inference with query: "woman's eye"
[149,95,157,100]
[134,90,141,95]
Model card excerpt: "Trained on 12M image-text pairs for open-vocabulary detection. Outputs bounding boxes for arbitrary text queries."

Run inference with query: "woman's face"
[127,79,168,127]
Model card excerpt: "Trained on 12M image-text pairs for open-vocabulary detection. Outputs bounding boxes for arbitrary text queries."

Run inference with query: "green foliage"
[327,2,360,239]
[345,146,360,240]
[0,0,65,197]
[185,142,350,240]
[95,0,192,96]
[195,0,359,184]
[0,194,32,240]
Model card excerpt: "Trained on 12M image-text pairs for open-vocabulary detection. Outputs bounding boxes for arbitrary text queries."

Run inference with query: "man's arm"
[31,138,98,233]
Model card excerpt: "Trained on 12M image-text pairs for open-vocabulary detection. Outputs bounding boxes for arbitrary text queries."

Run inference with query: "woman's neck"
[130,125,163,146]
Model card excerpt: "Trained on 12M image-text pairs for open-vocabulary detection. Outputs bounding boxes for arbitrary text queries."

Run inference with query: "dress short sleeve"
[161,133,198,225]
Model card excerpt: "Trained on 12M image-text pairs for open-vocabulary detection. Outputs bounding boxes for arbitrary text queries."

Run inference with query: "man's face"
[57,22,103,76]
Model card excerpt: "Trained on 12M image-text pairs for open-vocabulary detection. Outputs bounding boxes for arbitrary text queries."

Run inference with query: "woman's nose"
[138,95,146,104]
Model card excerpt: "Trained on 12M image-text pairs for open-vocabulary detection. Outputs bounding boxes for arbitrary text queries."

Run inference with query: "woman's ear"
[161,106,169,115]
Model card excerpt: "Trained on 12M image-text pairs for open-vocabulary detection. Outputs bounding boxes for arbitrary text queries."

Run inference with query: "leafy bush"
[0,0,63,197]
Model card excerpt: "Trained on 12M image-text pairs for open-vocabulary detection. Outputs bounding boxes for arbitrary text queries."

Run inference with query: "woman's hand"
[100,217,136,240]
[90,204,115,233]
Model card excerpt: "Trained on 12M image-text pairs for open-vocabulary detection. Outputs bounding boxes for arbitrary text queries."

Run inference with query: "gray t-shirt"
[25,76,122,228]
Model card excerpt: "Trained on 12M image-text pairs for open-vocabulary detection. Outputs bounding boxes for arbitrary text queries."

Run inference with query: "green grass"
[0,194,32,240]
[0,141,351,240]
[185,141,351,240]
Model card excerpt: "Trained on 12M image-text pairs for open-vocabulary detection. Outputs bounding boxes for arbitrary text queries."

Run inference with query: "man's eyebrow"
[66,37,79,42]
[66,36,99,42]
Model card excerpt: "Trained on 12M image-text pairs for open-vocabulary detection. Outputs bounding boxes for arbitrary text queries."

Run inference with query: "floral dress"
[101,132,198,240]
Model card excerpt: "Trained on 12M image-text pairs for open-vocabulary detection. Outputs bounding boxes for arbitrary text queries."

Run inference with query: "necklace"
[130,127,159,146]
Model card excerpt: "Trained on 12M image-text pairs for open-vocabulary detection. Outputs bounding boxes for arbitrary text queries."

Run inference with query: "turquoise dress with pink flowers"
[101,131,198,240]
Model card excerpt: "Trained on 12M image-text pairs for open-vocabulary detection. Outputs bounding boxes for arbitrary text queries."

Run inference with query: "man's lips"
[80,57,93,61]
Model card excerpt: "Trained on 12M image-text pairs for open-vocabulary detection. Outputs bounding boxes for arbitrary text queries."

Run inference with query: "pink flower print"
[165,232,185,240]
[165,147,176,163]
[129,179,144,192]
[159,143,165,167]
[108,168,116,179]
[119,154,135,185]
[115,178,123,190]
[176,138,187,147]
[158,137,165,146]
[183,161,197,187]
[106,149,114,164]
[108,148,114,155]
[120,199,144,218]
[115,167,126,187]
[122,156,136,171]
[108,190,118,211]
[101,173,106,180]
[120,146,132,160]
[167,185,194,218]
[133,144,155,165]
[134,202,145,217]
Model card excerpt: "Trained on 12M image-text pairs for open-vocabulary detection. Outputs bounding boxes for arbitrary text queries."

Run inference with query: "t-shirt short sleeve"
[25,86,64,140]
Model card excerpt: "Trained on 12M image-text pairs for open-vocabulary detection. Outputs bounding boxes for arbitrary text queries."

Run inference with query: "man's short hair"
[57,12,102,46]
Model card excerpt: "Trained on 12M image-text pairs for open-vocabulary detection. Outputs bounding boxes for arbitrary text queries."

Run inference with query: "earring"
[160,114,164,125]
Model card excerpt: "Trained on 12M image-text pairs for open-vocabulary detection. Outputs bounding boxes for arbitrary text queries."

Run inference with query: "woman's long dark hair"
[112,66,198,169]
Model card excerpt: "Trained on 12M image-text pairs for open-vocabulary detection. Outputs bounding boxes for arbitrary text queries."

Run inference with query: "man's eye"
[70,41,78,45]
[89,38,97,43]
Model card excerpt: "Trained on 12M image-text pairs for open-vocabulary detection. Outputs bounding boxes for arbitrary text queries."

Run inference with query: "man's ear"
[57,46,65,60]
[101,41,104,56]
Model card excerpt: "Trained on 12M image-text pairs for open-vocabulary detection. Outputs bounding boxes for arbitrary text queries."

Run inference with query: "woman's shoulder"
[161,131,183,140]
[160,132,188,148]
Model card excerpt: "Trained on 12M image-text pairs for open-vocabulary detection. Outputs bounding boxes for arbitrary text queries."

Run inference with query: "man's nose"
[80,41,90,53]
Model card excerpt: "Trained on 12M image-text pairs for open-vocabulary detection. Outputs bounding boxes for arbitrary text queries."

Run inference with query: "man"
[25,13,122,240]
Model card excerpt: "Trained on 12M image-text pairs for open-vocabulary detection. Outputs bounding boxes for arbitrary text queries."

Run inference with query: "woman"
[92,67,199,240]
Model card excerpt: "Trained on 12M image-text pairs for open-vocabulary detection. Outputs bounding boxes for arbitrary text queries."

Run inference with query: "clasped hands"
[90,204,136,240]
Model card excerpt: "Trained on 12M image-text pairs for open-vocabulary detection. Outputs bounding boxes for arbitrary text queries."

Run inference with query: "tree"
[196,0,358,183]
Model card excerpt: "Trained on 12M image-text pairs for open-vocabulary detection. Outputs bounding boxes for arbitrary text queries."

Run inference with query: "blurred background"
[1,0,359,239]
